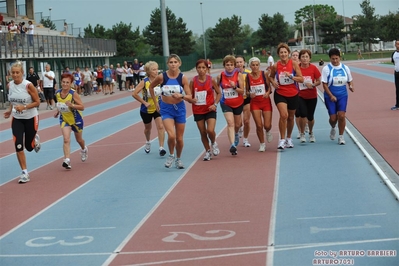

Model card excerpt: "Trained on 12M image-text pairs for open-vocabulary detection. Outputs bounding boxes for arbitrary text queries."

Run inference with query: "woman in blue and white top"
[149,54,196,169]
[321,48,354,145]
[3,61,41,183]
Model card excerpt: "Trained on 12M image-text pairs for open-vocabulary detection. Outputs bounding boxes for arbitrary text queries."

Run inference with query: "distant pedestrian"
[391,40,399,110]
[42,64,55,110]
[357,48,363,60]
[27,21,34,46]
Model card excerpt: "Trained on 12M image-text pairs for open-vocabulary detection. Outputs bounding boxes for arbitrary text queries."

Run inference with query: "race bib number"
[12,106,24,115]
[74,76,79,80]
[223,87,237,99]
[154,86,162,96]
[278,74,294,85]
[333,76,347,86]
[250,84,265,96]
[299,76,313,90]
[56,102,69,113]
[194,90,207,105]
[162,85,181,96]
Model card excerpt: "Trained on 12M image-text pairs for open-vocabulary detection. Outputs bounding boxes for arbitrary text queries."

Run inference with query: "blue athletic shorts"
[160,101,186,124]
[324,95,348,115]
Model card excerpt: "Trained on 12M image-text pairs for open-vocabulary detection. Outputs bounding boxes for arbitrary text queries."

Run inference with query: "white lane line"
[33,227,116,231]
[297,213,387,220]
[310,223,381,234]
[161,220,250,227]
[266,150,282,266]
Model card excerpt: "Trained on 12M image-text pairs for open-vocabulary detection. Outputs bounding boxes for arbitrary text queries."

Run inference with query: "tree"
[143,7,195,56]
[295,4,336,26]
[40,18,56,30]
[208,15,246,58]
[351,0,379,51]
[378,12,399,42]
[83,24,108,38]
[254,13,289,52]
[318,13,345,47]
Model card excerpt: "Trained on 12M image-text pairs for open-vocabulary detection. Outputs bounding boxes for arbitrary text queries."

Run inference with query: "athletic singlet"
[74,72,81,85]
[8,80,38,119]
[247,71,268,103]
[55,89,83,126]
[323,63,352,98]
[275,59,298,97]
[140,77,160,114]
[299,64,320,99]
[219,71,244,108]
[192,75,214,114]
[161,72,183,96]
[240,69,251,98]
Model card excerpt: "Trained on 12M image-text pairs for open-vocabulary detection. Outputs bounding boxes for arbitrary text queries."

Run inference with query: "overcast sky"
[34,0,399,35]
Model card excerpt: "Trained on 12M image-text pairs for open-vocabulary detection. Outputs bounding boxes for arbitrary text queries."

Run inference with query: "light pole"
[342,0,348,53]
[49,7,52,20]
[312,0,317,53]
[251,47,254,57]
[200,2,207,59]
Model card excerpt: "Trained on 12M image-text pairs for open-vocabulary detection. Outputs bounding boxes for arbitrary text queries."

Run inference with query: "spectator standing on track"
[235,55,252,148]
[96,65,104,93]
[149,54,196,169]
[81,66,93,96]
[126,63,134,91]
[73,66,83,95]
[247,57,273,152]
[267,51,274,72]
[116,63,124,91]
[139,61,146,81]
[132,59,141,87]
[391,40,399,111]
[110,64,116,94]
[217,55,245,155]
[269,43,304,150]
[3,61,41,183]
[54,73,88,169]
[206,59,212,74]
[190,59,222,161]
[102,64,112,95]
[42,64,55,110]
[27,21,34,46]
[26,67,43,106]
[132,61,166,157]
[321,48,354,145]
[297,49,321,143]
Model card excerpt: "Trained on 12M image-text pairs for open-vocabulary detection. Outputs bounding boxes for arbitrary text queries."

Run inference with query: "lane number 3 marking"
[26,236,94,247]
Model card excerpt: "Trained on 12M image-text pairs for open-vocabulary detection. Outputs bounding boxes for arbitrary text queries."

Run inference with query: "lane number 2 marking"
[162,230,236,243]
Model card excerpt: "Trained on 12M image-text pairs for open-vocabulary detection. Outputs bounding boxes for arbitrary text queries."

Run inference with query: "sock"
[22,169,28,174]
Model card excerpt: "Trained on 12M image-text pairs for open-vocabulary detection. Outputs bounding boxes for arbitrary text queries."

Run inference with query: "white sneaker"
[243,138,251,147]
[296,132,301,139]
[300,133,306,143]
[309,133,316,143]
[258,143,266,152]
[277,139,285,150]
[34,134,41,153]
[175,158,185,169]
[165,155,175,168]
[62,159,72,169]
[80,146,88,162]
[18,172,30,183]
[285,138,294,148]
[159,147,166,156]
[144,142,151,153]
[330,127,336,140]
[203,150,212,161]
[212,142,220,156]
[338,136,346,145]
[266,131,273,143]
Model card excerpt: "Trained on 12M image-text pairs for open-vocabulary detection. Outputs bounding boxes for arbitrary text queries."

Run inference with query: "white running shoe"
[212,142,220,156]
[309,133,316,143]
[175,158,185,169]
[144,142,151,153]
[266,131,273,143]
[165,155,175,168]
[81,146,88,162]
[243,138,251,147]
[62,159,72,169]
[159,147,166,156]
[277,139,286,150]
[258,143,266,152]
[330,127,336,140]
[300,133,306,143]
[203,150,212,161]
[285,138,294,148]
[34,134,41,153]
[338,136,346,145]
[18,172,30,183]
[296,132,301,139]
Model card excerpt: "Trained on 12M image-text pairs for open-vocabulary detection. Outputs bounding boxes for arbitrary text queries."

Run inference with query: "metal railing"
[0,33,117,59]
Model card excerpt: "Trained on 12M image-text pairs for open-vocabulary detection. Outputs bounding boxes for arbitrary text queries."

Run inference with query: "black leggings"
[295,97,317,121]
[12,116,38,152]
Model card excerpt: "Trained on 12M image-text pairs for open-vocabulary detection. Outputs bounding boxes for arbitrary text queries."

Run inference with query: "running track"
[0,59,398,266]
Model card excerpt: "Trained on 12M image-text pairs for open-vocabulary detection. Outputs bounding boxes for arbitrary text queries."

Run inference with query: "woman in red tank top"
[190,59,222,161]
[269,43,303,150]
